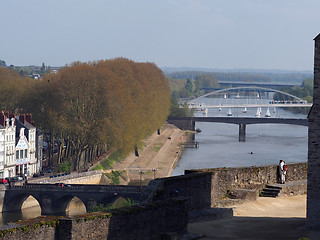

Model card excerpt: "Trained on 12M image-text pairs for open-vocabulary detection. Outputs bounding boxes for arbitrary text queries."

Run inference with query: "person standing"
[279,160,286,184]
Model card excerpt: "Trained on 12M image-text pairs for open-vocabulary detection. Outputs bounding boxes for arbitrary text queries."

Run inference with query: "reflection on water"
[0,196,41,227]
[0,196,87,228]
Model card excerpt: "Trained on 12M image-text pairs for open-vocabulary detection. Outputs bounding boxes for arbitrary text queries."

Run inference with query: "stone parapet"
[186,162,307,207]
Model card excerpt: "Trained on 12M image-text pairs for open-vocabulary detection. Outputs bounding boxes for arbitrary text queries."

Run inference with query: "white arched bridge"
[190,86,312,108]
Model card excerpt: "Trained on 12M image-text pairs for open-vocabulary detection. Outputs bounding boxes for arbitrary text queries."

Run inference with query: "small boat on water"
[243,107,248,113]
[255,107,261,117]
[273,107,276,113]
[201,108,208,115]
[227,109,232,116]
[224,94,227,99]
[265,108,271,117]
[218,107,222,111]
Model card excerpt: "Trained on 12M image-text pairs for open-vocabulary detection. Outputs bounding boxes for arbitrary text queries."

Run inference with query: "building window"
[16,151,19,159]
[20,150,23,159]
[25,149,27,158]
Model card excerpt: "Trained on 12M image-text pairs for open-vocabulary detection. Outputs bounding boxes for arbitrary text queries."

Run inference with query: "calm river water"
[172,96,308,176]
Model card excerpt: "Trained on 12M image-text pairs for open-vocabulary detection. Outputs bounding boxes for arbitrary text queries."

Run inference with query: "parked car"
[33,173,39,178]
[55,183,66,187]
[0,178,8,184]
[7,177,19,182]
[16,176,23,181]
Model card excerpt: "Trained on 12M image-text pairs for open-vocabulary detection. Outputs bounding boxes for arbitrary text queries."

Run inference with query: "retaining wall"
[190,162,307,206]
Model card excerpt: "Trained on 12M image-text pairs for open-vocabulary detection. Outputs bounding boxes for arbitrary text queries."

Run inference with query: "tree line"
[0,58,171,171]
[169,74,220,99]
[167,70,313,85]
[273,78,313,103]
[168,71,271,83]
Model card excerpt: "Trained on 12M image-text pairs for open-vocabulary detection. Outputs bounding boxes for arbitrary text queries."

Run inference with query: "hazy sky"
[1,0,319,70]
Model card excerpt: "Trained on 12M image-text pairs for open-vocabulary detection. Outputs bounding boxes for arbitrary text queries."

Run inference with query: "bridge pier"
[239,124,246,142]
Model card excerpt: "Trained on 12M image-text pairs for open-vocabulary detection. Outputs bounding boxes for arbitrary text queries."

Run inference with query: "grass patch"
[153,143,163,152]
[92,164,104,171]
[58,161,72,173]
[93,151,123,170]
[89,198,137,213]
[104,171,121,185]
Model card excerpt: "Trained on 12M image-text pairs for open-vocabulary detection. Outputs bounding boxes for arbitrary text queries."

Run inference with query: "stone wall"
[152,173,212,211]
[152,163,307,210]
[167,117,195,131]
[307,33,320,230]
[33,170,105,185]
[0,198,188,240]
[187,162,307,207]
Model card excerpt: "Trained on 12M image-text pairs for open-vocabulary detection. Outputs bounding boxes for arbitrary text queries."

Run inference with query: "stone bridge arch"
[3,184,148,215]
[3,193,42,213]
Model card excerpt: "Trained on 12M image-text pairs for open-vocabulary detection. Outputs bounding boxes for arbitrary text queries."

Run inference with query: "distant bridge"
[200,103,312,108]
[3,184,151,215]
[217,81,297,89]
[167,116,308,142]
[194,86,307,102]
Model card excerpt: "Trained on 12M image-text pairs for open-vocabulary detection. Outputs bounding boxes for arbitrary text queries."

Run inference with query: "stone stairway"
[260,184,282,198]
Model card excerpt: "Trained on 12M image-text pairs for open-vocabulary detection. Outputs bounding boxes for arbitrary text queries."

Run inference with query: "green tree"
[0,60,6,67]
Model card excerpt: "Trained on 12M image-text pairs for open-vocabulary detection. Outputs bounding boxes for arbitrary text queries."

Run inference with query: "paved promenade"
[112,123,188,181]
[189,194,320,239]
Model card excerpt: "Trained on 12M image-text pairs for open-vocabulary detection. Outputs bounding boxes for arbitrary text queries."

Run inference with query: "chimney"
[9,113,15,126]
[19,114,26,125]
[0,112,5,127]
[26,113,32,125]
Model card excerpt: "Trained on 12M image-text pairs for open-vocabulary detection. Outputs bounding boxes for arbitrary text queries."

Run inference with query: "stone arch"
[3,193,41,213]
[65,196,87,217]
[53,195,87,215]
[112,196,137,208]
[194,86,306,102]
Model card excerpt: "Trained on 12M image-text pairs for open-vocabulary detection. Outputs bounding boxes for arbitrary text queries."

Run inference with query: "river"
[172,96,309,176]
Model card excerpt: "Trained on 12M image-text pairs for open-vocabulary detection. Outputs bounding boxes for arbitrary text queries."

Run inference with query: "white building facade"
[15,114,38,176]
[0,113,16,178]
[0,112,39,178]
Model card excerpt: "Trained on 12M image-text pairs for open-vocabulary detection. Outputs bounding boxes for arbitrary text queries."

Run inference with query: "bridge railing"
[7,184,145,193]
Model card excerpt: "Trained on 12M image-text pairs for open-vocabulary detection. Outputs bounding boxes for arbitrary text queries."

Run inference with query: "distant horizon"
[161,66,313,74]
[4,62,313,74]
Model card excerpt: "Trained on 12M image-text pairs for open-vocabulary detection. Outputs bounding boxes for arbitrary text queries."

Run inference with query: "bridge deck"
[193,104,312,108]
[192,117,308,126]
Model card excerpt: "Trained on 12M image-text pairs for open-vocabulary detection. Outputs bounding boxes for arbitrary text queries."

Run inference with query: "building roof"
[15,117,36,130]
[314,33,320,40]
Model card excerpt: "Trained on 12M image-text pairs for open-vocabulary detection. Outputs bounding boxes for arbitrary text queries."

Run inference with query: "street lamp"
[152,168,158,179]
[139,170,144,189]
